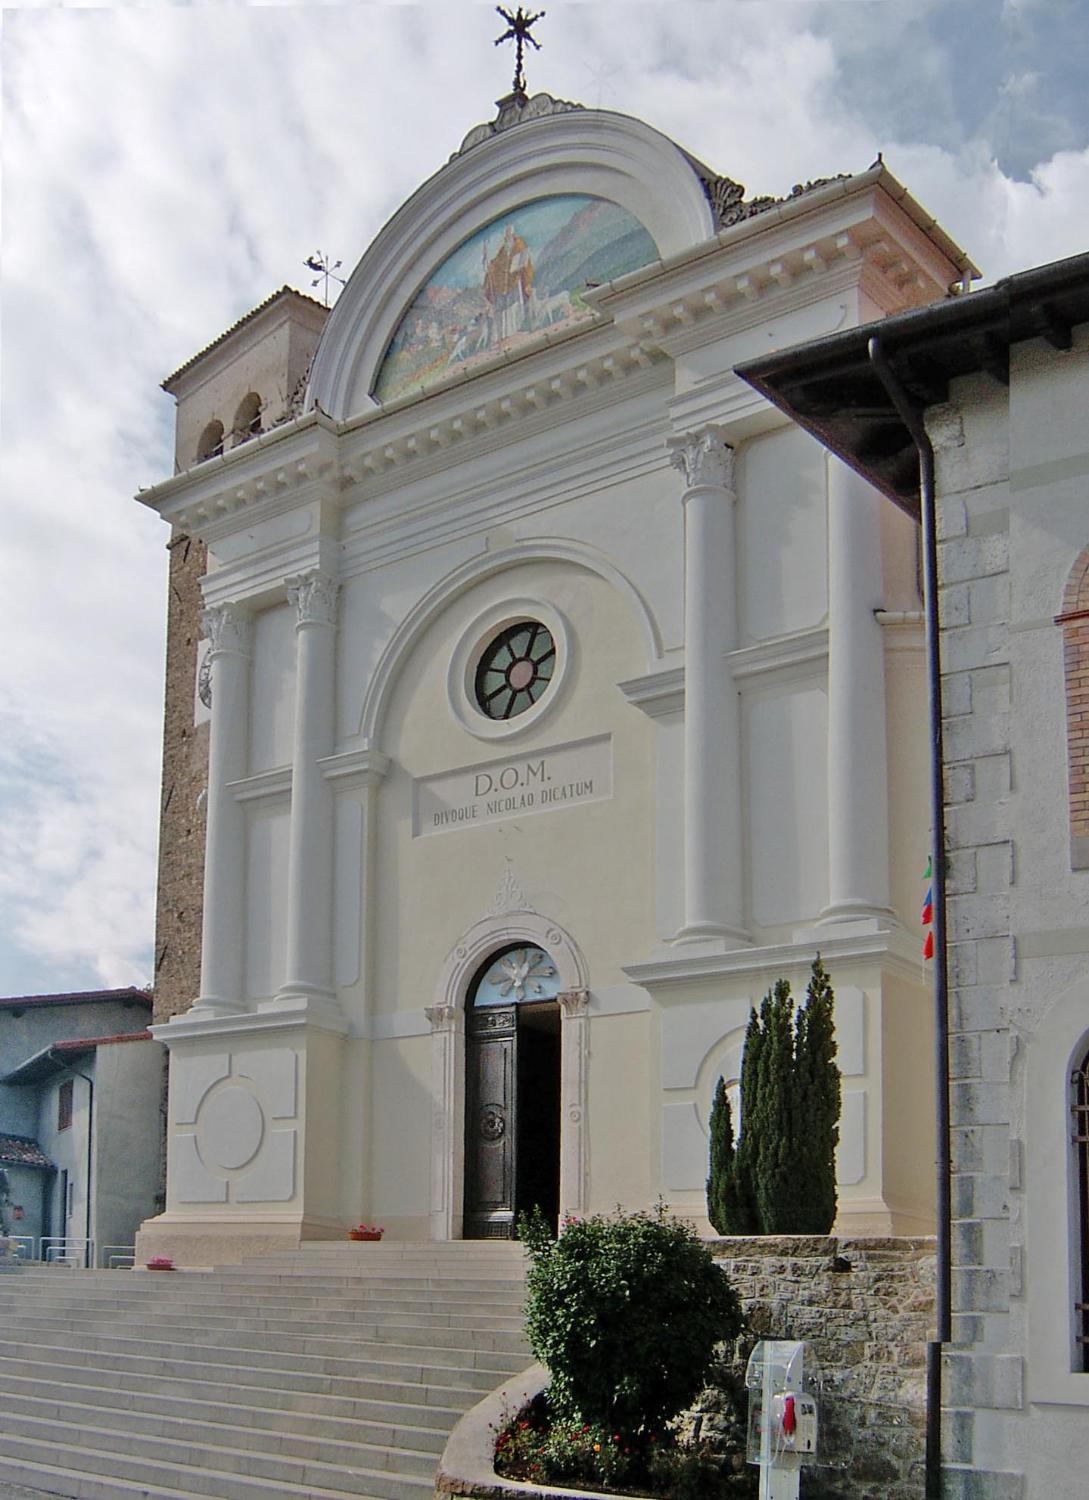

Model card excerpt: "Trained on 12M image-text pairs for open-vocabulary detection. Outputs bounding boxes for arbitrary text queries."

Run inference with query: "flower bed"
[493,1391,753,1498]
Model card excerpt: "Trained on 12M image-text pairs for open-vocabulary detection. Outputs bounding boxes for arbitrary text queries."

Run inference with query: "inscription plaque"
[414,735,612,837]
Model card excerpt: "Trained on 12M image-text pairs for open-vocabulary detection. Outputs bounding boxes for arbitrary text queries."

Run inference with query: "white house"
[737,250,1089,1500]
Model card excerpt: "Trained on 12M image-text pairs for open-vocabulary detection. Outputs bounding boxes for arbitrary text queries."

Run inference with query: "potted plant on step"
[347,1224,384,1242]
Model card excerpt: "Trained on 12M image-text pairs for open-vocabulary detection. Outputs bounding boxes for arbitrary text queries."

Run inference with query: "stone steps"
[0,1379,452,1451]
[0,1300,523,1336]
[1,1309,529,1359]
[0,1241,531,1499]
[0,1283,525,1320]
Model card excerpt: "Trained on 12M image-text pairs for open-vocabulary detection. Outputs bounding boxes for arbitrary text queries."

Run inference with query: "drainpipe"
[867,336,952,1500]
[53,1053,95,1269]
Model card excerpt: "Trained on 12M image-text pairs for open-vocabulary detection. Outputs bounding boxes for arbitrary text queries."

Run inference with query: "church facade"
[136,95,973,1264]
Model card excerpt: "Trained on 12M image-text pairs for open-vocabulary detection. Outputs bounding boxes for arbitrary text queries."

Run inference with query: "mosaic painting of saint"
[374,195,659,404]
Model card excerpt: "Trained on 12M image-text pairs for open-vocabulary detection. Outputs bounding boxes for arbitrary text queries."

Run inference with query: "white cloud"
[0,0,1080,995]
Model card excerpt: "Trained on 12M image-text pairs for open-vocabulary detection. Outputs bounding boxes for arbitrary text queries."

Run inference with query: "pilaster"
[557,988,590,1220]
[426,1003,465,1242]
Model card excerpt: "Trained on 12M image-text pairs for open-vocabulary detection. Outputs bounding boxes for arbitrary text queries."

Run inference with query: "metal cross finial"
[494,6,545,97]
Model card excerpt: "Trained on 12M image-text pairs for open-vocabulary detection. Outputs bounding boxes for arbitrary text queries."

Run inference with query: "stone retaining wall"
[705,1236,936,1500]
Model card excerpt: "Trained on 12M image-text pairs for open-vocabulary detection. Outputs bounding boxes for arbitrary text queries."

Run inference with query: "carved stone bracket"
[201,603,252,659]
[286,570,340,628]
[668,427,736,494]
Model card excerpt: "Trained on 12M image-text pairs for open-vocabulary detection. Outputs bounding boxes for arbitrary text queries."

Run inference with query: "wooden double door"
[463,1001,561,1239]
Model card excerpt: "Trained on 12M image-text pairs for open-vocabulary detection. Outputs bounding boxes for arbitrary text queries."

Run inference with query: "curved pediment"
[306,106,716,420]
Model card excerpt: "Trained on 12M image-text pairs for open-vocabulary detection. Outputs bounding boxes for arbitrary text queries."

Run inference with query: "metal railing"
[40,1236,93,1268]
[99,1244,136,1270]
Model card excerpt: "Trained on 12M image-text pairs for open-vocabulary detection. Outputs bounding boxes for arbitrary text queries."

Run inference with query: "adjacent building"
[0,988,161,1261]
[737,251,1089,1499]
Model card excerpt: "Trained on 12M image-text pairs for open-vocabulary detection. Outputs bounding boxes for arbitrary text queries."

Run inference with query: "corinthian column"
[820,457,894,925]
[270,569,340,1013]
[668,427,748,945]
[193,603,252,1017]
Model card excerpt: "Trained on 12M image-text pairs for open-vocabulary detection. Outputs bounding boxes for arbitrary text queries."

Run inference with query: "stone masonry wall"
[929,386,1022,1500]
[152,531,209,1023]
[706,1236,935,1500]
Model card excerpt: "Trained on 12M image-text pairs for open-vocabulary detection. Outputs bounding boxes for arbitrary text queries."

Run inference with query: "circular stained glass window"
[474,620,555,721]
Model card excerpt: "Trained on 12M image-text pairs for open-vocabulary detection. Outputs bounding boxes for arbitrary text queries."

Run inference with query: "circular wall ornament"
[448,598,570,742]
[196,1086,265,1172]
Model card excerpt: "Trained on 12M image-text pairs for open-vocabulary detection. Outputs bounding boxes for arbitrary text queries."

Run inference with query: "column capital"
[668,426,735,493]
[425,1003,462,1034]
[200,603,252,659]
[557,988,589,1019]
[286,569,340,628]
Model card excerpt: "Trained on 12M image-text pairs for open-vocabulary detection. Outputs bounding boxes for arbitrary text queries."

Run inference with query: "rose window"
[474,621,555,721]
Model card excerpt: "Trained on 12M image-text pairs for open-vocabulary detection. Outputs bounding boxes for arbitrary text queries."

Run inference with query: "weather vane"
[494,6,544,97]
[304,252,346,307]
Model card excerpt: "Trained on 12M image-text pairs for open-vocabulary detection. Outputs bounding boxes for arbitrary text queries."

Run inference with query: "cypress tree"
[792,955,841,1233]
[706,1078,733,1235]
[753,979,799,1234]
[708,959,842,1235]
[728,1005,762,1233]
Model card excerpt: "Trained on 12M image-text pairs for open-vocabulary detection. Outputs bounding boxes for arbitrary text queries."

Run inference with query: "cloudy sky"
[2,0,1087,1000]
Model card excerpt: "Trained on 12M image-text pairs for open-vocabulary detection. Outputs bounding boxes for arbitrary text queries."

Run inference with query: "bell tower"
[153,288,329,1022]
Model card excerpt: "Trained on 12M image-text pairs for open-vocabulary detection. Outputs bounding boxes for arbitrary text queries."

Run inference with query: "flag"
[922,857,934,960]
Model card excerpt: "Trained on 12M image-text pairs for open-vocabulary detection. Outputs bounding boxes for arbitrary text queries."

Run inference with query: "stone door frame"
[426,911,589,1241]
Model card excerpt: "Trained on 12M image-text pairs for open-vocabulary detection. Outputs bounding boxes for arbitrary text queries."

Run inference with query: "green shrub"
[521,1204,744,1438]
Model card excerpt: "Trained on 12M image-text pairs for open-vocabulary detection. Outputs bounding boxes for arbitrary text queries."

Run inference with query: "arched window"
[196,420,224,462]
[469,944,561,1007]
[1074,1047,1089,1371]
[231,392,262,446]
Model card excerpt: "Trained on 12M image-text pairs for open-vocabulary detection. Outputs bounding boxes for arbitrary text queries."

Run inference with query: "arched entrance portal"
[464,944,562,1239]
[427,909,589,1242]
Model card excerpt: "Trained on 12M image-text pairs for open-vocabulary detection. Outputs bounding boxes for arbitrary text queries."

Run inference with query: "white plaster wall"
[249,603,296,774]
[93,1040,165,1253]
[885,629,930,931]
[245,806,290,1002]
[362,554,657,1230]
[36,1070,91,1246]
[746,681,829,931]
[738,425,828,644]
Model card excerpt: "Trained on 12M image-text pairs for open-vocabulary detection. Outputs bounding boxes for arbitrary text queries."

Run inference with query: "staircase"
[0,1241,530,1500]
